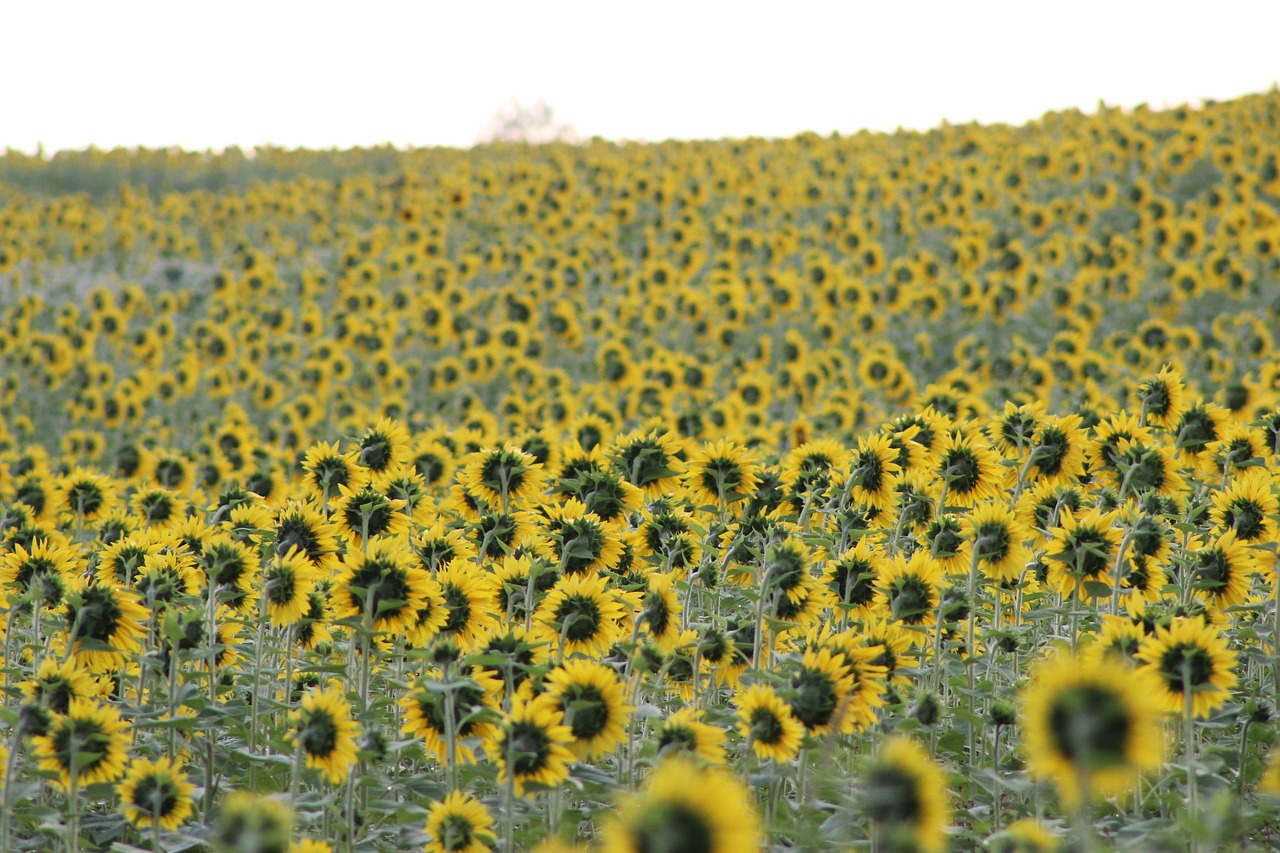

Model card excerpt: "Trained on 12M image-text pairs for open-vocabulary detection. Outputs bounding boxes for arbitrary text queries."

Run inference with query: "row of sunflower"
[2,92,1280,851]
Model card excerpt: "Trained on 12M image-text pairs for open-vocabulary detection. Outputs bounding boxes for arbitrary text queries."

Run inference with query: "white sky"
[3,0,1279,153]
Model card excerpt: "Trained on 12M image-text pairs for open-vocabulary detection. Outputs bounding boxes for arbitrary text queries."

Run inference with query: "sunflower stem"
[1184,658,1198,851]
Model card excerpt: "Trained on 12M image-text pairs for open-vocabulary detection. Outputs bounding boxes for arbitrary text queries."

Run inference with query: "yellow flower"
[290,685,360,785]
[602,757,760,853]
[117,756,195,831]
[735,683,804,763]
[1135,615,1238,718]
[32,697,130,789]
[1021,653,1163,806]
[861,736,950,853]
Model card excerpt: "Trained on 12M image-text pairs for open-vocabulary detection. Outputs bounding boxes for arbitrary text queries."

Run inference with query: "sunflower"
[435,562,499,651]
[117,756,195,831]
[331,483,409,548]
[1135,364,1187,430]
[272,500,341,573]
[1135,615,1238,718]
[353,416,412,477]
[198,534,261,614]
[962,502,1030,584]
[735,683,804,763]
[1021,652,1163,805]
[1171,400,1229,468]
[51,468,118,524]
[860,736,950,853]
[411,522,478,573]
[424,791,496,853]
[540,499,624,577]
[653,707,727,765]
[844,432,902,510]
[489,693,576,796]
[64,578,150,671]
[291,685,361,785]
[0,536,80,608]
[1210,468,1277,543]
[133,551,201,611]
[300,440,367,505]
[1023,414,1087,488]
[609,428,687,498]
[262,546,317,627]
[330,537,429,633]
[398,669,502,764]
[1186,529,1256,610]
[684,438,760,507]
[823,539,885,615]
[923,514,971,574]
[460,444,546,508]
[933,430,1002,508]
[1043,507,1122,601]
[32,697,130,789]
[785,646,856,736]
[602,757,760,853]
[545,659,633,759]
[875,550,942,626]
[779,437,848,499]
[534,572,626,657]
[637,572,682,651]
[19,657,101,724]
[213,792,292,853]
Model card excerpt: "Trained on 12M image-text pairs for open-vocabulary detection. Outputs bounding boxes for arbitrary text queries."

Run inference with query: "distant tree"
[477,99,579,145]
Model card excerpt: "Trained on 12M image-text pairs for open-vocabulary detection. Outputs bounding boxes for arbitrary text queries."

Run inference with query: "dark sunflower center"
[1193,549,1231,591]
[1159,643,1214,692]
[1224,501,1265,541]
[642,590,671,635]
[832,559,876,607]
[1032,427,1070,476]
[942,448,981,495]
[66,482,106,516]
[131,774,180,817]
[300,710,339,758]
[790,668,839,729]
[562,685,609,740]
[505,722,551,775]
[889,578,933,625]
[266,568,297,606]
[439,813,476,851]
[556,594,603,642]
[441,584,473,634]
[1055,528,1112,578]
[973,522,1011,564]
[631,802,713,853]
[359,435,394,471]
[1046,684,1132,769]
[749,706,786,745]
[864,765,922,825]
[276,518,322,561]
[70,586,123,643]
[51,718,111,775]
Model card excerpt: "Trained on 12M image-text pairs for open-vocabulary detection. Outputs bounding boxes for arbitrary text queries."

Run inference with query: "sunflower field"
[3,91,1280,853]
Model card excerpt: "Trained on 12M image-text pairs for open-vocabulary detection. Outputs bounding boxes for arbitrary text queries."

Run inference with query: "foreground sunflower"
[32,697,130,789]
[602,756,760,853]
[1021,653,1163,805]
[860,736,950,853]
[489,694,576,796]
[214,792,292,853]
[424,790,496,853]
[544,659,633,759]
[1135,614,1238,718]
[290,685,361,785]
[735,682,804,763]
[117,756,195,831]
